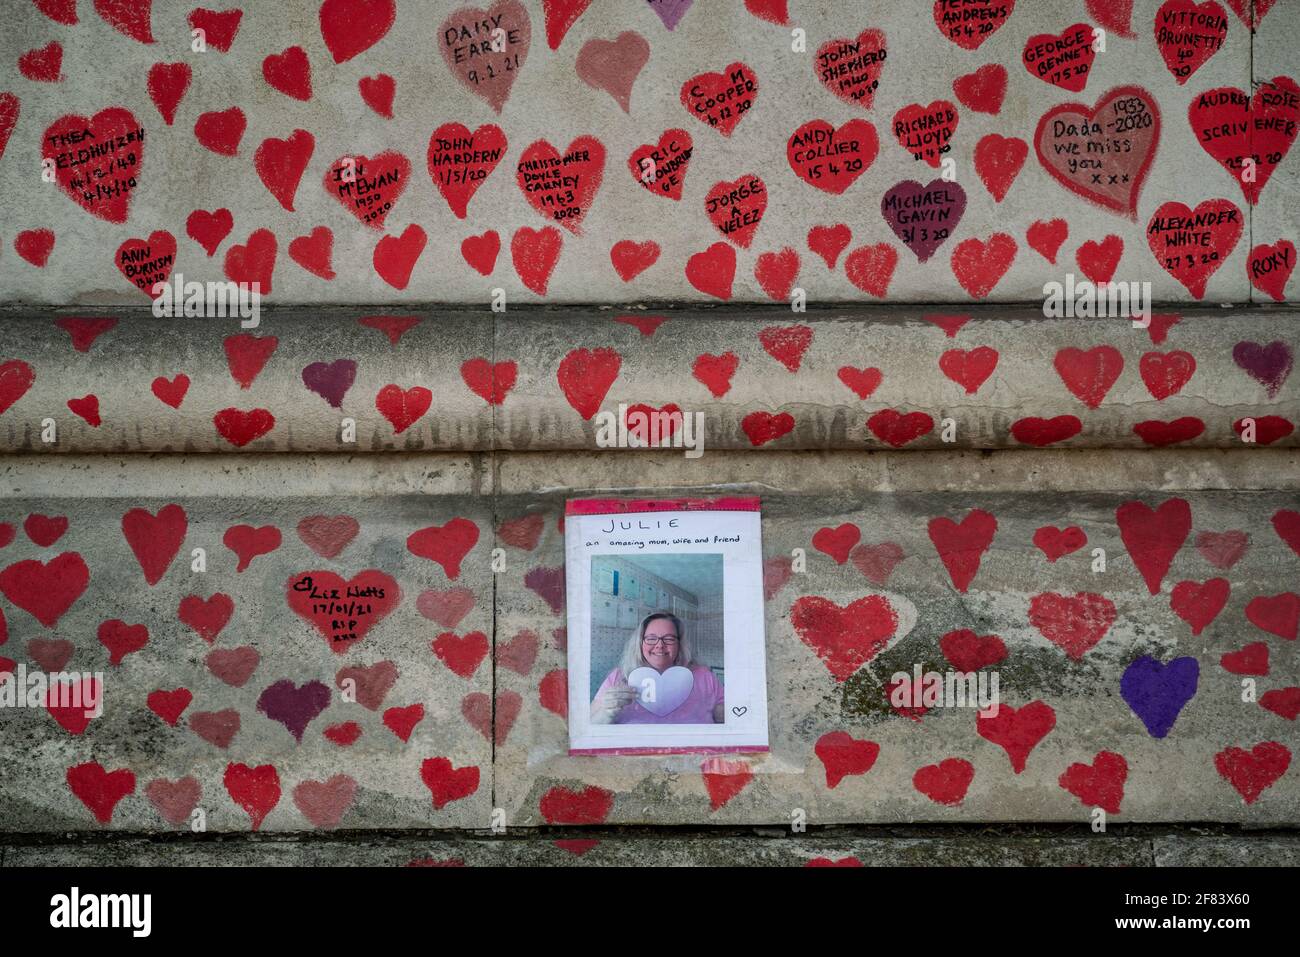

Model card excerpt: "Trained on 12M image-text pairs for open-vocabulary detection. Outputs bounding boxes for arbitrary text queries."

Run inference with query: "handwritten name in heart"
[42,108,145,224]
[1035,85,1161,218]
[1022,23,1096,92]
[628,129,693,201]
[437,1,532,113]
[428,122,507,220]
[933,0,1015,50]
[1187,77,1300,206]
[516,136,606,234]
[1146,198,1242,298]
[787,119,877,194]
[286,570,401,655]
[893,101,959,168]
[323,151,410,230]
[815,29,887,110]
[1155,0,1230,84]
[882,180,966,263]
[704,175,766,249]
[680,62,758,136]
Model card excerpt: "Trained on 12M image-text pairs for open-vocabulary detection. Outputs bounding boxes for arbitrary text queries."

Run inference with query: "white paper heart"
[627,666,694,716]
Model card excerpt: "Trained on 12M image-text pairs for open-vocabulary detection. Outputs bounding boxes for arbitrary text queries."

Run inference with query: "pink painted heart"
[297,515,360,558]
[576,31,649,112]
[763,556,792,600]
[1196,530,1248,569]
[336,661,398,711]
[416,587,476,629]
[146,777,201,825]
[462,690,522,745]
[849,542,905,585]
[190,709,240,748]
[437,1,531,113]
[293,774,356,829]
[206,646,260,687]
[1034,86,1161,218]
[499,629,540,675]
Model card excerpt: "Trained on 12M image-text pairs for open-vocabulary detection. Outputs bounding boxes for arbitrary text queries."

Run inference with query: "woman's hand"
[590,683,639,724]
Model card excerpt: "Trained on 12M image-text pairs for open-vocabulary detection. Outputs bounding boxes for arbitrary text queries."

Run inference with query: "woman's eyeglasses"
[643,635,679,647]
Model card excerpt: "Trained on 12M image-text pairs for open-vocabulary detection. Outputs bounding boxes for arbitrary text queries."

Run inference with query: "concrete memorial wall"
[0,0,1296,863]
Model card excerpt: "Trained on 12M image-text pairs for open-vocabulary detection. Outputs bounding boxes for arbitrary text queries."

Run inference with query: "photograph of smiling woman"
[590,612,725,725]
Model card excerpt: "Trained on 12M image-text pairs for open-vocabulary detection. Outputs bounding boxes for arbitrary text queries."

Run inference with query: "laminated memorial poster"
[565,497,770,754]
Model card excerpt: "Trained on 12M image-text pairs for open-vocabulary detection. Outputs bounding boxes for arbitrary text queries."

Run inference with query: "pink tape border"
[566,496,761,516]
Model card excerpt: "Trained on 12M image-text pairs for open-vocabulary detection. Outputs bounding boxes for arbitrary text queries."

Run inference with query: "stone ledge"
[1,305,1295,453]
[4,829,1298,867]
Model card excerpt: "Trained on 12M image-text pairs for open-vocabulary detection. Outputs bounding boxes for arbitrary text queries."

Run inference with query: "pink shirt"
[596,664,724,724]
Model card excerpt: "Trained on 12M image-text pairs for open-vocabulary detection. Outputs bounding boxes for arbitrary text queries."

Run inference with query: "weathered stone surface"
[5,447,1294,832]
[1,307,1295,452]
[2,449,1295,833]
[0,309,492,452]
[0,831,1163,867]
[10,830,1296,867]
[0,1,1274,305]
[493,450,1300,827]
[0,458,493,831]
[1152,835,1300,867]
